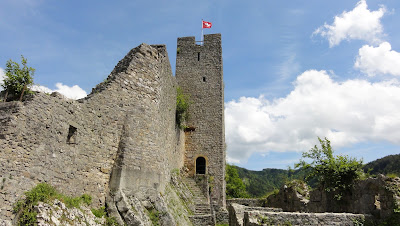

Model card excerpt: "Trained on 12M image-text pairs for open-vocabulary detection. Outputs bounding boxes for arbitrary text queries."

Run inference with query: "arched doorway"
[196,157,206,174]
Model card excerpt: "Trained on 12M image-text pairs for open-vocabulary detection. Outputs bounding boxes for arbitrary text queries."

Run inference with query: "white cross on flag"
[202,21,212,29]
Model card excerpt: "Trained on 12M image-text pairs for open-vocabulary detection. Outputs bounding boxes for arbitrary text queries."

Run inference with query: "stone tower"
[176,34,226,208]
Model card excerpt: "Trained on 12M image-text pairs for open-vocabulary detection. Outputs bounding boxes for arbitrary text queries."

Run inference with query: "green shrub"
[262,189,279,199]
[386,173,398,179]
[176,87,190,128]
[147,208,160,226]
[13,183,56,225]
[13,183,92,225]
[296,137,364,201]
[2,55,35,100]
[92,206,107,218]
[61,193,92,208]
[105,216,120,226]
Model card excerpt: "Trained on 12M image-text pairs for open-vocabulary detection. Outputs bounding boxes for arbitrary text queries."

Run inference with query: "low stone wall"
[229,203,372,226]
[228,203,282,226]
[227,198,264,207]
[244,211,371,226]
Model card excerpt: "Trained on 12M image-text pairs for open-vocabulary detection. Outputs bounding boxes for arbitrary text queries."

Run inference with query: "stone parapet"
[244,211,371,226]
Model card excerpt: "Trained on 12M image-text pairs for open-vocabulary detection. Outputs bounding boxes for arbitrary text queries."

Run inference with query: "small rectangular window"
[203,77,206,82]
[67,125,77,144]
[198,52,200,61]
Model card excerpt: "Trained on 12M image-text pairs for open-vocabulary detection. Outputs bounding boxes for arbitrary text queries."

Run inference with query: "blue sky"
[1,0,400,170]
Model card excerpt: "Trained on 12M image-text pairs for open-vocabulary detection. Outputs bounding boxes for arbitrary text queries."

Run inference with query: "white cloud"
[31,83,87,100]
[314,0,386,47]
[0,68,86,99]
[355,42,400,76]
[225,70,400,163]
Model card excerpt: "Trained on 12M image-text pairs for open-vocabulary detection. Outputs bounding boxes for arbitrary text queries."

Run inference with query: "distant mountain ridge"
[234,154,400,198]
[363,154,400,176]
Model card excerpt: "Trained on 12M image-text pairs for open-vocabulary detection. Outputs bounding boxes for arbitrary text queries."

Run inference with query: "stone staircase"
[181,177,214,226]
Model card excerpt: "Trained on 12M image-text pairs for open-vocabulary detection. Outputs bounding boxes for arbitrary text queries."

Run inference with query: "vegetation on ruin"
[91,206,120,226]
[176,87,190,128]
[13,182,120,225]
[296,137,364,200]
[2,55,35,101]
[13,183,93,225]
[146,208,162,226]
[14,183,87,224]
[226,164,249,198]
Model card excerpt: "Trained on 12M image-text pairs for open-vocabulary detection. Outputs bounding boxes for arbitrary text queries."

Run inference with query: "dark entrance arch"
[196,157,206,174]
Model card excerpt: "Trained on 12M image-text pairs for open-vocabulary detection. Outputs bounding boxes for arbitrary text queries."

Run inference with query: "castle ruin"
[0,34,226,225]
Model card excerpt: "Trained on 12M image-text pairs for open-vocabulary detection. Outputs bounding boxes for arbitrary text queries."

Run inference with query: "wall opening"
[198,52,200,61]
[67,125,77,144]
[184,126,196,132]
[203,77,206,82]
[196,157,206,174]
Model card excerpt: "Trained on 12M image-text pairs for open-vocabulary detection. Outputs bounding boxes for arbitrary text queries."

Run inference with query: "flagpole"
[201,19,203,44]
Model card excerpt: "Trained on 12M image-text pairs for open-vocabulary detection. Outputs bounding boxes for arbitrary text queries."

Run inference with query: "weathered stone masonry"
[0,34,225,224]
[176,34,226,209]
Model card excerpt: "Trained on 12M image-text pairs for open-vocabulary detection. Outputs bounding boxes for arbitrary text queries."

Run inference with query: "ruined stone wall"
[228,203,371,226]
[226,199,264,207]
[176,34,226,208]
[0,43,185,221]
[108,44,183,198]
[308,175,400,220]
[244,211,370,226]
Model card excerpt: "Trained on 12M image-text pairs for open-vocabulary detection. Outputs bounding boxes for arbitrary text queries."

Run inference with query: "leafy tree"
[296,137,364,200]
[2,55,35,100]
[226,164,249,198]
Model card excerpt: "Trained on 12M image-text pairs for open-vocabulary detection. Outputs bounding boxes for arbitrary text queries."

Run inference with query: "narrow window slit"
[198,52,200,61]
[67,125,77,144]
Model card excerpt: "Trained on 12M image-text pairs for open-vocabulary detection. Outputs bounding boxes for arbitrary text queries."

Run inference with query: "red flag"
[202,21,212,29]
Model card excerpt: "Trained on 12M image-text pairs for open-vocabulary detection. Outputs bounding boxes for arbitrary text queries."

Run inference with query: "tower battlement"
[177,33,221,46]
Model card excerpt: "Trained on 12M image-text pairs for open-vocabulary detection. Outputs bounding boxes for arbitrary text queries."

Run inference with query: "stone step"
[195,207,210,211]
[196,203,210,207]
[182,176,213,219]
[195,211,210,215]
[195,209,210,214]
[189,214,214,226]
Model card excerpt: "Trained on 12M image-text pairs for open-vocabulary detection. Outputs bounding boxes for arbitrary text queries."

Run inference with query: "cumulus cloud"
[31,83,87,100]
[225,70,400,163]
[314,0,386,47]
[355,42,400,76]
[0,67,86,99]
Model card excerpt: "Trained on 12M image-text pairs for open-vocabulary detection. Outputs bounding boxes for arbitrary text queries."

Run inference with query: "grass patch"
[147,208,161,226]
[14,183,92,226]
[91,206,120,226]
[91,206,107,218]
[262,189,279,199]
[386,173,399,179]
